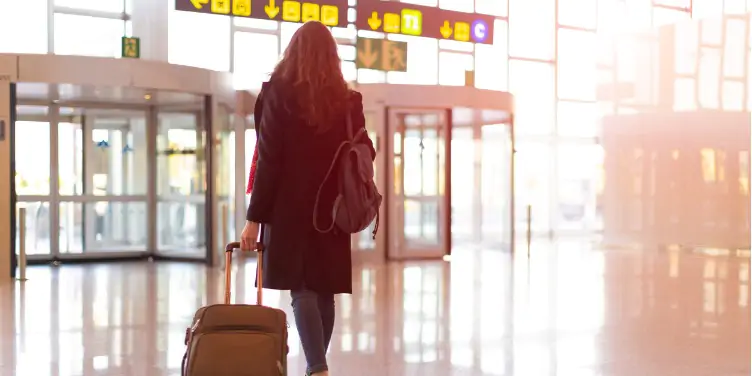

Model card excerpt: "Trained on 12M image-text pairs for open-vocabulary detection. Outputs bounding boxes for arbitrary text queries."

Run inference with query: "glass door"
[387,108,451,260]
[480,123,513,249]
[350,108,385,263]
[155,112,207,258]
[57,108,149,257]
[213,105,235,261]
[14,106,53,259]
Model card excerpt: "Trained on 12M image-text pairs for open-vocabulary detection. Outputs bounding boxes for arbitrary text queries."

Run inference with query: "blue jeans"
[290,290,335,374]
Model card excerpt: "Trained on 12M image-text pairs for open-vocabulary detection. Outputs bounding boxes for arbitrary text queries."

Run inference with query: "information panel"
[356,37,408,72]
[355,1,494,45]
[175,0,349,28]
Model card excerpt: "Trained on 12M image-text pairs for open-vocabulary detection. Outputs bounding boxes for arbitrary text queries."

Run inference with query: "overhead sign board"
[355,2,494,45]
[175,0,348,27]
[356,37,407,72]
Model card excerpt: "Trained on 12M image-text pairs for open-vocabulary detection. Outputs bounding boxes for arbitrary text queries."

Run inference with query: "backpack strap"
[313,140,350,233]
[313,104,367,233]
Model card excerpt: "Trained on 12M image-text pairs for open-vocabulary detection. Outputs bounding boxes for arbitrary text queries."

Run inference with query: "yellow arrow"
[368,12,382,30]
[440,20,452,38]
[358,39,378,69]
[265,0,280,18]
[190,0,209,9]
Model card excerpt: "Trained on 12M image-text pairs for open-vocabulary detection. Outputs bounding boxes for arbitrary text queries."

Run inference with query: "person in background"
[240,20,376,376]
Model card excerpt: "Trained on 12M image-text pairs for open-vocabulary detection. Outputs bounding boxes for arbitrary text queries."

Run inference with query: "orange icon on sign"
[282,0,301,21]
[454,21,470,42]
[383,13,400,33]
[233,0,251,16]
[321,5,338,26]
[211,0,230,14]
[302,2,320,22]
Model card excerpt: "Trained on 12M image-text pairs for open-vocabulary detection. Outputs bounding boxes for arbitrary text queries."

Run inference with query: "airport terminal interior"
[0,0,751,375]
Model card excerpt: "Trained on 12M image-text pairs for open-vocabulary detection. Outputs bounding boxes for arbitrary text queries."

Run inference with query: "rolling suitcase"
[182,228,288,376]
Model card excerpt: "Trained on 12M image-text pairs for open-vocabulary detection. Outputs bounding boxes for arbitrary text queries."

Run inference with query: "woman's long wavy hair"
[270,21,350,133]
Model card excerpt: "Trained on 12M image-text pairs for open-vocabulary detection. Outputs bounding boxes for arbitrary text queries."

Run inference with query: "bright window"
[0,0,47,53]
[597,0,627,37]
[509,60,555,135]
[402,0,437,7]
[557,29,597,101]
[54,14,131,58]
[475,19,508,91]
[558,0,597,29]
[674,22,698,75]
[509,0,554,59]
[55,0,130,12]
[386,35,438,85]
[280,22,302,53]
[358,69,386,84]
[724,0,748,14]
[624,0,652,30]
[652,0,690,7]
[514,141,551,232]
[651,6,690,27]
[233,32,279,90]
[168,10,231,72]
[698,47,721,109]
[692,0,723,19]
[16,122,51,195]
[338,44,356,61]
[439,0,473,12]
[234,18,278,30]
[749,67,752,110]
[723,19,746,78]
[557,101,599,137]
[722,81,745,111]
[673,78,696,111]
[475,0,507,16]
[556,144,603,231]
[438,52,473,86]
[341,61,357,82]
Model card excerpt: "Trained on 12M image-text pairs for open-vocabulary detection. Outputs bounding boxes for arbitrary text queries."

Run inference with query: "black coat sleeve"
[350,92,376,161]
[247,87,285,223]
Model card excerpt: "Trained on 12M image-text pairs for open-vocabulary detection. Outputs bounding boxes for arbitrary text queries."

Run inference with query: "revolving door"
[356,84,515,261]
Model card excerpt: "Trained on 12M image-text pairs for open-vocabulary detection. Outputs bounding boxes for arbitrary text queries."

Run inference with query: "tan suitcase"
[181,230,288,376]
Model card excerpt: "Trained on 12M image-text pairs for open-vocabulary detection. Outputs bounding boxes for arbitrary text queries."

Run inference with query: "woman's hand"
[240,220,260,252]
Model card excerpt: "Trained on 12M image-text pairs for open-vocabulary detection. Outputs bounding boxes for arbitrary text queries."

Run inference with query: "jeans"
[290,290,335,374]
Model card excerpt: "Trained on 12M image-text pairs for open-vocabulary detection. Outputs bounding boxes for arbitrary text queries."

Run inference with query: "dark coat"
[246,80,376,295]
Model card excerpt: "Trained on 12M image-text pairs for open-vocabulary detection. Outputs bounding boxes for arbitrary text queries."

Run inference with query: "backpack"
[313,110,382,239]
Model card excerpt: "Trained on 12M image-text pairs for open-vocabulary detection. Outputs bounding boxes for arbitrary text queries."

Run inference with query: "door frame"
[13,99,216,264]
[350,104,388,264]
[384,106,453,261]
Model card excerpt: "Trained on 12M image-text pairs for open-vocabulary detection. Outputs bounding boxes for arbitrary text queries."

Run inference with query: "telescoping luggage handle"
[224,224,265,306]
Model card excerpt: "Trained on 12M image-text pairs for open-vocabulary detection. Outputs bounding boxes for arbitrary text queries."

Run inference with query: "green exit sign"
[121,37,140,59]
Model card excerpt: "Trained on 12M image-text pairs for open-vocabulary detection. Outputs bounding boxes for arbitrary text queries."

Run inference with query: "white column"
[234,108,247,241]
[130,0,170,62]
[130,118,148,245]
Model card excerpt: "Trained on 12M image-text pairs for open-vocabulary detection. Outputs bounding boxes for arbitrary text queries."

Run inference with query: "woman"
[240,21,376,376]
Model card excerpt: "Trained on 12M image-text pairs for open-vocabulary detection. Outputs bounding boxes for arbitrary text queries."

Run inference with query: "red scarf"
[246,143,259,194]
[247,84,267,195]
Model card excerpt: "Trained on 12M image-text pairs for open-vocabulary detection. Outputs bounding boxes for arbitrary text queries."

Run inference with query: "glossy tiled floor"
[0,240,749,376]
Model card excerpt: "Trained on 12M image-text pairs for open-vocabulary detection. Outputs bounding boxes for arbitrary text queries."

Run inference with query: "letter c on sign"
[471,20,487,43]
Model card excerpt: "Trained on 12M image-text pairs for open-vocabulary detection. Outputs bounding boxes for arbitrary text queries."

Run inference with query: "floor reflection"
[0,241,749,375]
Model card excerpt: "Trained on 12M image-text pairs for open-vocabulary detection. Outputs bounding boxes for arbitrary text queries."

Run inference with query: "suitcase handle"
[224,224,265,306]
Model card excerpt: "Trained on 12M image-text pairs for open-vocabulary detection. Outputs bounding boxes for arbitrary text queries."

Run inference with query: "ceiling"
[15,82,205,107]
